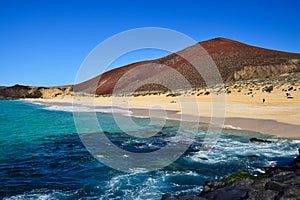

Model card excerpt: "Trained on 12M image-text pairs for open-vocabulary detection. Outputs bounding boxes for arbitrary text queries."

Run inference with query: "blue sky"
[0,0,300,86]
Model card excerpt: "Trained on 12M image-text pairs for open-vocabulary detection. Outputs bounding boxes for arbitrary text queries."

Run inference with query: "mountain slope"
[76,38,300,95]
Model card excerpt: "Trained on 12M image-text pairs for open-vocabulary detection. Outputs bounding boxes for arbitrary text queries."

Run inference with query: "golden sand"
[24,84,300,139]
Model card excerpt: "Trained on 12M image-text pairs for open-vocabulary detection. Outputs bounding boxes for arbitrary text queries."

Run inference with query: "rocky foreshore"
[162,148,300,200]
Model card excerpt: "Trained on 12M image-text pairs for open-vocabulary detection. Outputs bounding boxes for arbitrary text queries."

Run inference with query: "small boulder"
[202,181,227,194]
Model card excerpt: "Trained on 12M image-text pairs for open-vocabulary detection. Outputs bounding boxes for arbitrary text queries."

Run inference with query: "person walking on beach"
[262,98,265,103]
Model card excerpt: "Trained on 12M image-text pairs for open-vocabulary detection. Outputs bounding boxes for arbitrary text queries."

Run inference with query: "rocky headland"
[0,84,72,100]
[162,148,300,200]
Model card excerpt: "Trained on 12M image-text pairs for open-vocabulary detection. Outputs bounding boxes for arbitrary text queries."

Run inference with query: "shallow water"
[0,100,299,199]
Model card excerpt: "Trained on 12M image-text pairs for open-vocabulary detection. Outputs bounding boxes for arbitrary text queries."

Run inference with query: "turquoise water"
[0,100,299,199]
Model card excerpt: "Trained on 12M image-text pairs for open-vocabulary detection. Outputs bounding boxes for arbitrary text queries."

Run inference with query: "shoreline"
[22,93,300,139]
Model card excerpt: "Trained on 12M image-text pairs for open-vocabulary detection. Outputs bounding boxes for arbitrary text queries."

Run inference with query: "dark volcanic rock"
[265,181,285,191]
[271,171,297,183]
[202,181,227,194]
[251,178,271,190]
[161,194,205,200]
[246,190,278,200]
[163,148,300,200]
[231,179,254,187]
[202,186,253,200]
[0,84,42,99]
[277,185,300,200]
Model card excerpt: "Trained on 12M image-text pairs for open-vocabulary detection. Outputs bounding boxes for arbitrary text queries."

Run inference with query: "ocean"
[0,100,299,199]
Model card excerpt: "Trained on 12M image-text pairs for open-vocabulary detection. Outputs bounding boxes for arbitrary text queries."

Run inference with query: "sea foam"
[42,104,133,115]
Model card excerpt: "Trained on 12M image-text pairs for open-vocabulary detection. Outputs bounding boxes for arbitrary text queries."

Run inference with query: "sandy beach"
[24,82,300,139]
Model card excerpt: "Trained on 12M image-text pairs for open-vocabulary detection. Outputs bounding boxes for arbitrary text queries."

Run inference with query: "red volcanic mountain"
[75,38,300,95]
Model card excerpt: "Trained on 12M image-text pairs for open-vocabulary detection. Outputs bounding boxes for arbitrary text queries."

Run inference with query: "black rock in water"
[249,138,272,143]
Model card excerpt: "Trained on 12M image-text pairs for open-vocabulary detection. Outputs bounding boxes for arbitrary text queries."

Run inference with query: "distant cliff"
[0,84,72,100]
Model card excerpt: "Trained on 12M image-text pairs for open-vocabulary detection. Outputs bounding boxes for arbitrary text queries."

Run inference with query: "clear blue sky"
[1,0,300,86]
